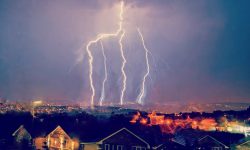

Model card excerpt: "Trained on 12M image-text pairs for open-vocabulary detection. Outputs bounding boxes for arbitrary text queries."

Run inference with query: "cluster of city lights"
[130,111,250,136]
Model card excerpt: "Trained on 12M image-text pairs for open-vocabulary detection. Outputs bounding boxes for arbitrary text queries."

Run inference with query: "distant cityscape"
[0,97,250,149]
[1,97,250,114]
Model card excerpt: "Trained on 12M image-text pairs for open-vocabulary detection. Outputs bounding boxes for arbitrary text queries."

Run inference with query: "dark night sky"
[0,0,249,104]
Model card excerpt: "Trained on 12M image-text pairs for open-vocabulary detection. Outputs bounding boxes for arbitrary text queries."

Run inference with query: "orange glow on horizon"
[130,111,249,134]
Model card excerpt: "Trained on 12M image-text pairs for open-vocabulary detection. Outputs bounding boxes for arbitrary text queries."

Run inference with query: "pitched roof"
[237,140,250,147]
[98,128,150,149]
[174,128,245,147]
[199,135,229,148]
[12,125,31,137]
[47,125,72,140]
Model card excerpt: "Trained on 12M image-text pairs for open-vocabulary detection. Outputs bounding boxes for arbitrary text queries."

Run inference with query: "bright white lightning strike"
[119,30,127,105]
[86,1,126,107]
[137,28,151,104]
[86,1,150,106]
[99,41,107,106]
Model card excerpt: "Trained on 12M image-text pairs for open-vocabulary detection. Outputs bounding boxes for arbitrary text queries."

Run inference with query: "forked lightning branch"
[86,1,151,107]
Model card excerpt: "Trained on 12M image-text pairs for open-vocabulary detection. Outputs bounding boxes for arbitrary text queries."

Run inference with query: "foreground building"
[5,125,248,150]
[12,125,32,144]
[196,135,229,150]
[174,128,244,150]
[47,126,77,149]
[97,128,151,150]
[11,125,33,149]
[34,125,79,150]
[80,128,151,150]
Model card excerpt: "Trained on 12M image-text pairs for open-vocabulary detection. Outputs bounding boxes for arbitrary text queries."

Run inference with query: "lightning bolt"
[136,28,150,104]
[119,30,126,105]
[99,41,107,106]
[86,1,125,107]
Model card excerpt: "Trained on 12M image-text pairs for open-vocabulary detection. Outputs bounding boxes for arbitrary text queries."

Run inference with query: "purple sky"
[0,0,250,104]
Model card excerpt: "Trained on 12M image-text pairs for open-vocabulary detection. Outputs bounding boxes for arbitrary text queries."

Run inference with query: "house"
[80,128,151,150]
[174,128,244,149]
[11,125,34,149]
[196,135,229,150]
[46,125,79,150]
[12,125,32,144]
[33,125,79,150]
[235,140,250,150]
[7,124,81,150]
[98,128,151,150]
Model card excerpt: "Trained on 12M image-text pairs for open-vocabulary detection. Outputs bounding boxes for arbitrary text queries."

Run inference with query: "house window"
[211,147,222,150]
[105,144,110,150]
[117,145,123,150]
[132,146,147,150]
